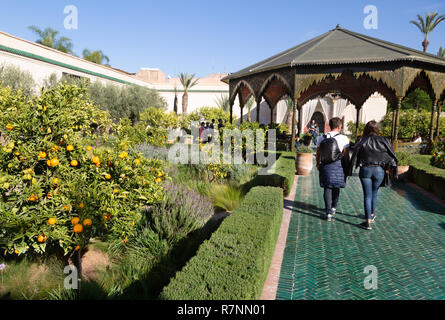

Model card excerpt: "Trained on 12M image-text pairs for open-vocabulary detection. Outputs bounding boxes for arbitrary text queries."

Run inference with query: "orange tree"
[0,83,166,259]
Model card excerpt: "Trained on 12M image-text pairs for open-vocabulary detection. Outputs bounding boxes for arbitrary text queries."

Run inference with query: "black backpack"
[319,133,343,164]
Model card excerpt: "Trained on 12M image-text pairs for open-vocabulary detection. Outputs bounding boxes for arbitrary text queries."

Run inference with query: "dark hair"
[302,135,312,146]
[363,120,380,137]
[329,117,342,130]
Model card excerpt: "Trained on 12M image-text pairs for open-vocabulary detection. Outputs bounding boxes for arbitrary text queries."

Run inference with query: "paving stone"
[276,166,445,300]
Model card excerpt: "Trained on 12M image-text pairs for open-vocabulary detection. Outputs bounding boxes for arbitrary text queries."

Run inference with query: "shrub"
[0,83,165,258]
[207,183,242,213]
[146,182,214,244]
[295,145,314,153]
[160,186,283,300]
[188,106,230,127]
[0,64,36,97]
[243,152,296,196]
[395,151,411,166]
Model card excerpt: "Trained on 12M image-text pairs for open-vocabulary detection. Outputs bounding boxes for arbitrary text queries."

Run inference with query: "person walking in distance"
[348,120,398,230]
[316,117,350,222]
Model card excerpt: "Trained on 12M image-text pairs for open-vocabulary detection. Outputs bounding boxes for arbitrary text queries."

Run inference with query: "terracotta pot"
[296,153,314,175]
[397,165,410,181]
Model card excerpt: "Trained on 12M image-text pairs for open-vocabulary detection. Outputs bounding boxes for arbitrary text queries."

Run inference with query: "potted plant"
[295,145,314,175]
[396,151,411,181]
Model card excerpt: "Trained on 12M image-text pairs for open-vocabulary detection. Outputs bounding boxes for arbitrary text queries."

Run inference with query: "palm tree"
[28,26,74,54]
[410,11,445,52]
[178,73,199,114]
[173,86,179,114]
[215,93,230,112]
[245,96,255,122]
[284,97,294,129]
[82,49,110,66]
[438,47,445,57]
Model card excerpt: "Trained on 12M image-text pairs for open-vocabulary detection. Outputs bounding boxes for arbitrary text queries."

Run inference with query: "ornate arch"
[258,73,293,101]
[229,80,255,105]
[404,70,436,102]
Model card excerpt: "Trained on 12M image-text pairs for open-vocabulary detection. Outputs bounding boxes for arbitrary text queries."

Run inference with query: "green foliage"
[188,106,230,126]
[88,82,167,121]
[0,64,36,97]
[160,186,283,300]
[401,88,432,111]
[347,121,366,136]
[208,183,242,213]
[0,83,165,257]
[410,155,445,200]
[395,151,412,166]
[139,107,179,146]
[28,26,75,55]
[296,145,314,154]
[431,140,445,169]
[381,110,445,139]
[269,122,290,134]
[243,152,296,196]
[82,49,110,66]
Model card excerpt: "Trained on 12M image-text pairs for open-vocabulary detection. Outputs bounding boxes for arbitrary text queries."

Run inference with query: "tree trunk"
[173,94,178,114]
[429,103,436,142]
[182,92,188,114]
[422,37,429,53]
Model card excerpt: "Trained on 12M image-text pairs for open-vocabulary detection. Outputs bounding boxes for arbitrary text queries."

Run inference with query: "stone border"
[260,175,298,300]
[405,181,445,207]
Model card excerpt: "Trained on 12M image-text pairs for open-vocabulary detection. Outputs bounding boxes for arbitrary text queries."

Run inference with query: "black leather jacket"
[347,135,398,177]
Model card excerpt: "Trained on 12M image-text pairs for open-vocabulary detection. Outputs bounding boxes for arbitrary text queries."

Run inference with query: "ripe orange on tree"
[66,145,74,152]
[92,156,100,164]
[70,159,79,167]
[83,218,92,227]
[86,146,92,151]
[48,217,57,225]
[71,217,80,225]
[105,173,111,180]
[38,151,47,159]
[6,123,14,130]
[37,234,47,243]
[73,223,83,233]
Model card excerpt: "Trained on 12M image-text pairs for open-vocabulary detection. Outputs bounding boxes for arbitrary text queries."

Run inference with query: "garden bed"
[160,186,284,300]
[408,155,445,201]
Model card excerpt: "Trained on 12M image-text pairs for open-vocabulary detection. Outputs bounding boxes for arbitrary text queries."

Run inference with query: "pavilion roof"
[222,25,445,82]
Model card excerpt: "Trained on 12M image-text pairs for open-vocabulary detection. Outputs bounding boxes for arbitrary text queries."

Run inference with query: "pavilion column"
[297,103,302,137]
[291,100,297,152]
[256,99,261,123]
[391,106,396,141]
[429,101,437,142]
[434,100,442,140]
[355,106,361,140]
[229,100,234,124]
[238,93,245,125]
[393,97,402,151]
[270,103,275,124]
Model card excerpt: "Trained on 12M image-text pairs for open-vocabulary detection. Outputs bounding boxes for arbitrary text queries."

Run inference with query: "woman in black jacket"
[348,121,398,230]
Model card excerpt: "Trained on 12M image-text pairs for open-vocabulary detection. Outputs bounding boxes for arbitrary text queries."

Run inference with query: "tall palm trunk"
[182,92,188,114]
[422,37,429,52]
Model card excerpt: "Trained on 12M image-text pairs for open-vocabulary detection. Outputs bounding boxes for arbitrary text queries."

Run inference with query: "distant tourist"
[316,117,350,222]
[413,132,422,143]
[199,122,205,140]
[295,136,301,149]
[218,118,224,130]
[210,119,215,129]
[347,120,398,230]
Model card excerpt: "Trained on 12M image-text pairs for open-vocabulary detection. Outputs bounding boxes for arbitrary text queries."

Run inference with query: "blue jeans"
[359,166,385,220]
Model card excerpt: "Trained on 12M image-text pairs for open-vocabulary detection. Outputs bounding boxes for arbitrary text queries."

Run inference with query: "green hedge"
[243,151,296,196]
[409,155,445,200]
[160,186,284,300]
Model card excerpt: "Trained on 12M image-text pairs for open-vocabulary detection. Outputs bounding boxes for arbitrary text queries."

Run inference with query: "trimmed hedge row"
[409,155,445,200]
[243,151,296,196]
[160,186,284,300]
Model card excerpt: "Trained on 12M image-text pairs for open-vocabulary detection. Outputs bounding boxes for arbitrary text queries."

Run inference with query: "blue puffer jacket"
[319,160,346,188]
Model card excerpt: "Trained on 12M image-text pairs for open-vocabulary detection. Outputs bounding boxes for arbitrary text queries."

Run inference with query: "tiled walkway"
[276,168,445,300]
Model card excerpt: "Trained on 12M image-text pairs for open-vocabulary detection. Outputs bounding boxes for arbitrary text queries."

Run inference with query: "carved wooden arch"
[258,73,293,102]
[296,71,398,107]
[404,70,436,102]
[229,80,255,105]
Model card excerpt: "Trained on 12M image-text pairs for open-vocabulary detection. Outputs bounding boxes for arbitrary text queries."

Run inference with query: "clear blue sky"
[1,0,444,78]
